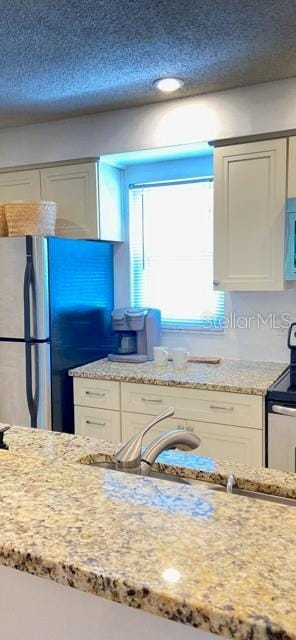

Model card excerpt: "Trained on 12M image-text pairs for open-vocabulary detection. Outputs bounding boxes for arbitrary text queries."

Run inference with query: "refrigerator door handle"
[23,259,33,341]
[31,237,49,340]
[25,342,39,428]
[23,248,38,342]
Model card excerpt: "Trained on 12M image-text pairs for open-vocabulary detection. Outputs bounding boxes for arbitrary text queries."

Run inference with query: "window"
[129,178,224,331]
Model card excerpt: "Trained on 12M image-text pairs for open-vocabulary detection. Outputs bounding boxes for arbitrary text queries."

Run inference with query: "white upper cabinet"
[287,136,296,198]
[40,162,122,241]
[98,161,123,242]
[0,169,41,202]
[0,162,123,241]
[41,163,99,239]
[214,138,287,291]
[41,161,123,241]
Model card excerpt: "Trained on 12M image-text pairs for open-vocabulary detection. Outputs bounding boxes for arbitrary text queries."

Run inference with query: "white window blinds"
[129,178,224,331]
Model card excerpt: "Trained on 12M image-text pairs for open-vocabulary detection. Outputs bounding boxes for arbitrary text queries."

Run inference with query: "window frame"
[128,176,224,332]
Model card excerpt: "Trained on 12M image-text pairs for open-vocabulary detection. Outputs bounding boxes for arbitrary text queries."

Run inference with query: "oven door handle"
[271,404,296,417]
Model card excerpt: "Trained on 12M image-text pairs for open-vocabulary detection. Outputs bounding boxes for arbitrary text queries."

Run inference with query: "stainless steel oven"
[268,402,296,472]
[267,322,296,472]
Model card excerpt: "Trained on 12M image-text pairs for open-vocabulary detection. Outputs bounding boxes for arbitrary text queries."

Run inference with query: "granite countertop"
[0,432,295,640]
[5,425,296,499]
[69,358,287,395]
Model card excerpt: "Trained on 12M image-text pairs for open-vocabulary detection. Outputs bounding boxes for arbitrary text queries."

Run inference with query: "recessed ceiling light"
[154,77,184,93]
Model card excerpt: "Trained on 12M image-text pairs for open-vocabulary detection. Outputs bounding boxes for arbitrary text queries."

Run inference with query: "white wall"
[1,77,296,362]
[0,565,216,640]
[162,290,295,363]
[0,78,296,168]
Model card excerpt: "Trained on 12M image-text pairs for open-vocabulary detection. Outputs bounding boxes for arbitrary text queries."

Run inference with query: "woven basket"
[5,201,57,236]
[0,203,8,236]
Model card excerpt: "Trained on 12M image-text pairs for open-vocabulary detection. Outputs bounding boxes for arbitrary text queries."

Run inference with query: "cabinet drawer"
[187,420,263,466]
[74,406,121,441]
[74,378,120,410]
[121,383,263,429]
[121,412,186,447]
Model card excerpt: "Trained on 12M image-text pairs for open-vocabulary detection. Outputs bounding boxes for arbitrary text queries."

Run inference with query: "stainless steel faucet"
[115,407,201,475]
[226,473,236,493]
[140,429,201,476]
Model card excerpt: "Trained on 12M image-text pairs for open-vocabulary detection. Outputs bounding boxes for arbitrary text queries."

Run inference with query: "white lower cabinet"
[121,412,187,447]
[186,420,263,466]
[120,382,263,429]
[73,378,264,466]
[121,413,262,465]
[74,406,121,441]
[73,378,120,411]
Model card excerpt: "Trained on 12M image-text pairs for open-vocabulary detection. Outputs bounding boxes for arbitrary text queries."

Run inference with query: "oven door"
[268,403,296,472]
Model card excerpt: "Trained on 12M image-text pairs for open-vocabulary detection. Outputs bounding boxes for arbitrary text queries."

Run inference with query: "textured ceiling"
[0,0,296,127]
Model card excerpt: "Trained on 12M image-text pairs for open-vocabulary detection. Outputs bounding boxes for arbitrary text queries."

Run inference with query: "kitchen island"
[6,425,296,498]
[0,425,295,640]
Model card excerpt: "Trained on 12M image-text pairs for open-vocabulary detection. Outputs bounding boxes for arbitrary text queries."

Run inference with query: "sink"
[88,461,296,507]
[212,485,296,507]
[89,460,192,485]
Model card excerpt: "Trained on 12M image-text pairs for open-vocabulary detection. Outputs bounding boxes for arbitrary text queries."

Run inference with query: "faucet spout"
[140,429,201,476]
[115,407,175,473]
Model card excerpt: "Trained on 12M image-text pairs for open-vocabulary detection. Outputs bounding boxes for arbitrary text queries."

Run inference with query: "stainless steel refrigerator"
[0,236,114,432]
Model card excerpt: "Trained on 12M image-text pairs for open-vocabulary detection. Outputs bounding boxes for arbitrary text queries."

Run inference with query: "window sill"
[161,327,224,335]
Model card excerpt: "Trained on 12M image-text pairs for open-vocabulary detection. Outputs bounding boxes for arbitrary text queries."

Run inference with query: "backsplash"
[162,290,296,363]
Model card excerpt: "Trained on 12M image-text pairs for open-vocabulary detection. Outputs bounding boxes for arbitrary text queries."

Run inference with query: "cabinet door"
[214,139,287,290]
[122,412,187,446]
[287,136,296,198]
[40,163,99,238]
[74,406,121,442]
[0,169,41,201]
[187,420,263,466]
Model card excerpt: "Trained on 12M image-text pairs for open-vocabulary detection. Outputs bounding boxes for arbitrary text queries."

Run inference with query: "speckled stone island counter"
[0,425,295,640]
[6,425,296,499]
[69,358,287,395]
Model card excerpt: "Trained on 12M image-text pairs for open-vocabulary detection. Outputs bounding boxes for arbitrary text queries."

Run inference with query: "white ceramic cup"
[153,346,168,367]
[172,347,190,370]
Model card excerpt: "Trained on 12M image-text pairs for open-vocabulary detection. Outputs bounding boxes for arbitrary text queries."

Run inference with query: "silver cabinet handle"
[210,404,234,412]
[272,404,296,417]
[141,397,163,404]
[85,391,106,397]
[86,420,106,427]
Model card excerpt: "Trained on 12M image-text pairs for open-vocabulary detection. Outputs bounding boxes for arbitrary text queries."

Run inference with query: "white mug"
[153,346,168,367]
[172,347,189,370]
